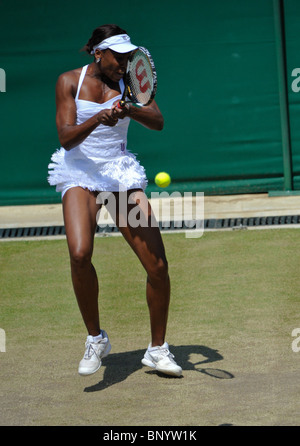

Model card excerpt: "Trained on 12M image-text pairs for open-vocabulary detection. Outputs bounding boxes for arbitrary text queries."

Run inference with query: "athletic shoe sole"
[141,357,182,377]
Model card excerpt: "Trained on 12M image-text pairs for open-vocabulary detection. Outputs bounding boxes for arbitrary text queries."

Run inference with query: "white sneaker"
[141,342,182,377]
[78,330,111,376]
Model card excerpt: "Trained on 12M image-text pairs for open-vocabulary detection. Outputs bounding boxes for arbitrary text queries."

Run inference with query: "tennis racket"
[118,46,157,108]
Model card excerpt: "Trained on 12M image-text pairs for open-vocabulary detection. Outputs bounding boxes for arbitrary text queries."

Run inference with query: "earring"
[96,58,101,63]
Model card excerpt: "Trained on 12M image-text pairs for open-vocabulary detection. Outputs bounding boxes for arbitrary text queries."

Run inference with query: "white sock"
[93,331,103,343]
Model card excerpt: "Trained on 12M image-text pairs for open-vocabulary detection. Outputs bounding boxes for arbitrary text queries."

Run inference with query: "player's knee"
[70,247,92,268]
[148,257,169,283]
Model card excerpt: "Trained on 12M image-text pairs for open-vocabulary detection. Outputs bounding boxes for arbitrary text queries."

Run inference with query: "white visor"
[91,34,138,54]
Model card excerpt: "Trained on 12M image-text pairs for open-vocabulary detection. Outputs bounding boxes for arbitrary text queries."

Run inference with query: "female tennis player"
[48,24,182,377]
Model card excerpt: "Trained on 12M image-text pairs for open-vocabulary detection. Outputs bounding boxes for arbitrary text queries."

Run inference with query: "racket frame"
[119,46,157,108]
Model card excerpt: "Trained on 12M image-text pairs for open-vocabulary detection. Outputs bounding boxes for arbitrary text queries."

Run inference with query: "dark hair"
[83,24,128,55]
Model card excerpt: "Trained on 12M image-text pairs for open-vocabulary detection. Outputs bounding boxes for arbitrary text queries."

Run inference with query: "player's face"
[97,49,130,82]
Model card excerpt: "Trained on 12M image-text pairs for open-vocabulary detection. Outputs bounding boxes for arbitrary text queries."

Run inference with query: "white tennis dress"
[48,65,147,197]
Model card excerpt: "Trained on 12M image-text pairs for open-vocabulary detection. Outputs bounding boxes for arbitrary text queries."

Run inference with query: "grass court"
[0,228,299,425]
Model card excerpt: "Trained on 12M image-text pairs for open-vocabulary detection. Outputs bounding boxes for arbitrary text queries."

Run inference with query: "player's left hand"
[111,101,130,119]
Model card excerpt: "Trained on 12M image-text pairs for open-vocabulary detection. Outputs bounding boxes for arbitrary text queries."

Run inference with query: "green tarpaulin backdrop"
[0,0,300,205]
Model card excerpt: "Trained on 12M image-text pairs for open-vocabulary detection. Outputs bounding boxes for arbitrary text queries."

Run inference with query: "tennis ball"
[155,172,171,188]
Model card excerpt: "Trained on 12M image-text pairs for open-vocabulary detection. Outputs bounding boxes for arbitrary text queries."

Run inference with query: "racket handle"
[117,100,126,108]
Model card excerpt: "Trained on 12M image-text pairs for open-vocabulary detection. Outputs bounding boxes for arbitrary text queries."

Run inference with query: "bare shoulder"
[56,68,82,97]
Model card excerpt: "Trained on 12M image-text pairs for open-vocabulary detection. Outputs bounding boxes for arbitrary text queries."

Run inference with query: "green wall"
[0,0,299,205]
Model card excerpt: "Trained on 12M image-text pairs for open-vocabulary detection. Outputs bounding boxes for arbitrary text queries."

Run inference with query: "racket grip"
[117,100,126,108]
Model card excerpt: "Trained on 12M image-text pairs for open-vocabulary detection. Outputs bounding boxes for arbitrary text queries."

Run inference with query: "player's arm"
[55,72,118,151]
[112,100,164,131]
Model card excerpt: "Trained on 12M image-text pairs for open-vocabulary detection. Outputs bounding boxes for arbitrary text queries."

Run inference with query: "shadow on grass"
[84,344,234,392]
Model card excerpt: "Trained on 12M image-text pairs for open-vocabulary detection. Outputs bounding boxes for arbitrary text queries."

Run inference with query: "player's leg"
[62,187,101,336]
[110,189,182,376]
[63,187,111,376]
[109,189,169,345]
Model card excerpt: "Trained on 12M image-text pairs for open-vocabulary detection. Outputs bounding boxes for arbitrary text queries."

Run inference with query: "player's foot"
[78,330,111,376]
[141,342,182,377]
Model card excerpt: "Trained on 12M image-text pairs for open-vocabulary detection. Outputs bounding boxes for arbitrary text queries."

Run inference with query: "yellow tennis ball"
[155,172,171,188]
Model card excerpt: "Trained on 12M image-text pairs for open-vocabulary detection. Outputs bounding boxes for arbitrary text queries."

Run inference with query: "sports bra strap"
[119,77,125,95]
[75,65,124,101]
[75,65,89,101]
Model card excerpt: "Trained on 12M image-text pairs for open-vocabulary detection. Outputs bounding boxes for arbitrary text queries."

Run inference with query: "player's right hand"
[97,109,119,126]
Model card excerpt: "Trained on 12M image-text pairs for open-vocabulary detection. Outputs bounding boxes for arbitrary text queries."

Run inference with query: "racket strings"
[127,52,155,105]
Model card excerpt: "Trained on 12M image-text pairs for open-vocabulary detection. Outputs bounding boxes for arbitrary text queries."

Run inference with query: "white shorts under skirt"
[48,147,148,199]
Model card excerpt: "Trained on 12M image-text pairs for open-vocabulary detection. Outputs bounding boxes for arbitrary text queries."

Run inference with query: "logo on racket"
[135,60,151,93]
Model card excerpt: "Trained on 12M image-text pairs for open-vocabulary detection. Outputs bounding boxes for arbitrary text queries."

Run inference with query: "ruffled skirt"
[48,147,148,197]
